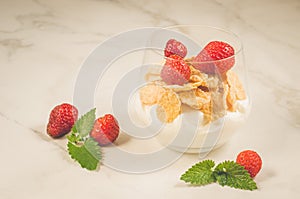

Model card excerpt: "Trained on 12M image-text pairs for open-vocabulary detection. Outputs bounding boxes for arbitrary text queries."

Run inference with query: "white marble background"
[0,0,300,198]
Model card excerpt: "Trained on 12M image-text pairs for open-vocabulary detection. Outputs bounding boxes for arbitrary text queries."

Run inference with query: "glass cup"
[132,25,250,155]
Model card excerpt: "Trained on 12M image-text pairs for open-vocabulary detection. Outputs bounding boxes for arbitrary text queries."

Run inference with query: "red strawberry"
[236,150,262,178]
[90,114,119,146]
[160,54,191,85]
[164,39,187,58]
[193,41,235,74]
[47,103,78,138]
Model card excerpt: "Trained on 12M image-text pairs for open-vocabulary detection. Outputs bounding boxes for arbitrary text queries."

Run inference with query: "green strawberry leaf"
[72,108,96,137]
[214,160,257,191]
[180,160,216,185]
[68,137,101,171]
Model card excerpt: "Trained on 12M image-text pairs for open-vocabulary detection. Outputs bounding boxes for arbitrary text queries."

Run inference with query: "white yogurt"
[128,91,250,153]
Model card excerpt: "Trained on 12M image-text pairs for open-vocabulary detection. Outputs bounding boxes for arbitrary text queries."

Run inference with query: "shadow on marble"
[114,131,131,146]
[256,167,276,183]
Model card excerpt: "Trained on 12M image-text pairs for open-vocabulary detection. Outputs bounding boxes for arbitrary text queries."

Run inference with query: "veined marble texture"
[0,0,300,198]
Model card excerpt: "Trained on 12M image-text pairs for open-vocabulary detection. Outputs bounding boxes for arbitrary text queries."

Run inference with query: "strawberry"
[160,54,191,85]
[193,41,235,74]
[164,39,187,58]
[236,150,262,178]
[47,103,78,138]
[90,114,119,146]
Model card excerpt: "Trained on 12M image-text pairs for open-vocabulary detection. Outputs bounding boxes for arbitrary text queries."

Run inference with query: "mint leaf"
[72,108,96,137]
[180,160,216,185]
[214,161,257,191]
[68,137,101,170]
[67,133,78,143]
[67,108,101,171]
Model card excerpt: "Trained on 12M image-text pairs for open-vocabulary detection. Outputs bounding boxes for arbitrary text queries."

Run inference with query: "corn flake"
[157,89,181,123]
[226,71,246,111]
[178,89,211,110]
[139,82,165,106]
[226,70,246,100]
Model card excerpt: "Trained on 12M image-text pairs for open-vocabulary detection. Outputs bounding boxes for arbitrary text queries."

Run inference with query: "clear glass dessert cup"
[134,25,250,154]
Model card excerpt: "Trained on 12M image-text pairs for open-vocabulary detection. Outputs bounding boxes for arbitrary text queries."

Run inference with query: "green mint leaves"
[71,108,96,137]
[67,108,101,171]
[214,160,257,190]
[67,138,101,170]
[180,160,257,191]
[180,160,216,185]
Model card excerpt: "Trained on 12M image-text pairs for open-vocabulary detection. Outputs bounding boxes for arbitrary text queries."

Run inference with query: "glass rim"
[162,25,243,62]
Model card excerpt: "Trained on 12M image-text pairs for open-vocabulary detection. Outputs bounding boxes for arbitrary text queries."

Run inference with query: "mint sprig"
[67,108,101,170]
[181,160,257,191]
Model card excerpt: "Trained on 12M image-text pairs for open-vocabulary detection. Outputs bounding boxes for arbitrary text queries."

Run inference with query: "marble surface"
[1,0,300,198]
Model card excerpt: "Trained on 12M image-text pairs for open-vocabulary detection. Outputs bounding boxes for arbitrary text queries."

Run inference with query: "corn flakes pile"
[139,63,246,125]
